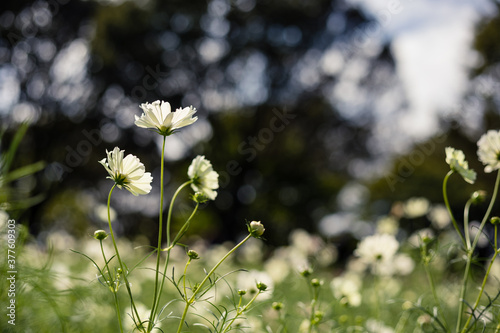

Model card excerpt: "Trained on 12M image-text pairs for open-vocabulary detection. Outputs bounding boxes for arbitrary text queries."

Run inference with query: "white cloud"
[347,0,496,140]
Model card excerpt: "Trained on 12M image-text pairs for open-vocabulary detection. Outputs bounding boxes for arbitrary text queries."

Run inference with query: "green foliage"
[0,123,46,214]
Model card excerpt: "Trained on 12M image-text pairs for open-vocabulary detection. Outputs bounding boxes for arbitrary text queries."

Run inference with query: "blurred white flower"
[299,319,310,333]
[428,204,451,229]
[264,256,291,283]
[99,147,152,196]
[376,216,399,235]
[408,228,435,248]
[376,252,415,277]
[477,129,500,173]
[469,221,489,247]
[445,147,476,183]
[392,253,415,276]
[135,100,197,136]
[95,204,116,223]
[240,238,264,265]
[366,319,395,333]
[355,234,399,264]
[188,155,219,200]
[403,197,430,218]
[123,302,150,330]
[331,274,362,307]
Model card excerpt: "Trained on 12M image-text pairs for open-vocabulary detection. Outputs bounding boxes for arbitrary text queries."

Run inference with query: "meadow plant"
[5,115,500,333]
[74,100,266,332]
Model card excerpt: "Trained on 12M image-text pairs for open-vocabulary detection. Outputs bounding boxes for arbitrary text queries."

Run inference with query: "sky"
[348,0,496,146]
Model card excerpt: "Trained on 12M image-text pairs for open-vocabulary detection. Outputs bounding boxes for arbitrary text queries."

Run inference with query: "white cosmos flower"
[477,130,500,173]
[188,155,219,200]
[445,147,476,183]
[99,147,152,196]
[135,100,197,136]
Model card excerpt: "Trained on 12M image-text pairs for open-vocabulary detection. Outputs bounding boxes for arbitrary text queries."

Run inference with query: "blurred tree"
[0,0,400,246]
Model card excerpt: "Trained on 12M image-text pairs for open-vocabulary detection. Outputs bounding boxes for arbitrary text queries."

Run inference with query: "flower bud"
[299,267,313,278]
[256,281,268,291]
[248,221,265,238]
[312,311,324,324]
[471,190,487,205]
[192,192,209,204]
[272,302,283,311]
[491,217,500,226]
[311,278,322,287]
[187,250,200,260]
[93,230,108,241]
[237,289,247,296]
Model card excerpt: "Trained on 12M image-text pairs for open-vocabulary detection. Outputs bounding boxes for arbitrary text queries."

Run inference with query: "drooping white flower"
[477,130,500,173]
[445,147,476,183]
[135,100,197,136]
[187,155,219,200]
[99,147,152,196]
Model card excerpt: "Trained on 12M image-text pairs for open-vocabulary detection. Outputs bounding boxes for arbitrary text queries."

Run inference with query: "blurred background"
[1,0,500,252]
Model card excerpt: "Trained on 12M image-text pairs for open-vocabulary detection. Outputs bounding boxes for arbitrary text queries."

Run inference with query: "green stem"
[152,181,193,325]
[423,256,448,331]
[112,290,124,333]
[101,240,124,333]
[308,285,319,333]
[170,203,199,247]
[176,234,252,333]
[457,170,500,332]
[470,170,500,250]
[457,254,472,333]
[222,291,262,333]
[463,200,472,250]
[148,136,166,332]
[107,184,144,332]
[166,181,193,247]
[443,170,467,247]
[182,258,192,301]
[100,240,114,290]
[461,225,499,333]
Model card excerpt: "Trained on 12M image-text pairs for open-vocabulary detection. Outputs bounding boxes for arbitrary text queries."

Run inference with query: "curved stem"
[443,170,467,247]
[107,184,143,331]
[148,136,166,332]
[176,234,252,333]
[166,180,193,247]
[170,203,199,248]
